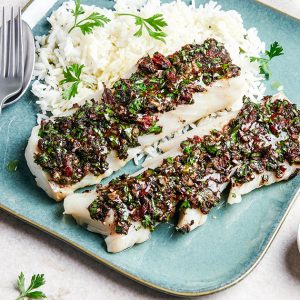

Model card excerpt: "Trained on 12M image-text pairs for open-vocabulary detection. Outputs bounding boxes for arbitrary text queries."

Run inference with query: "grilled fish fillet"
[64,191,151,253]
[63,111,236,252]
[172,94,300,232]
[26,75,245,201]
[64,95,299,252]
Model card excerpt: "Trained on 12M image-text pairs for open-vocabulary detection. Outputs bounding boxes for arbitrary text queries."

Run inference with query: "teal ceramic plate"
[1,0,300,296]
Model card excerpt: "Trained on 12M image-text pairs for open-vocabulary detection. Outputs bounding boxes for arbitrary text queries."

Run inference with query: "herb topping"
[88,97,300,234]
[35,39,240,185]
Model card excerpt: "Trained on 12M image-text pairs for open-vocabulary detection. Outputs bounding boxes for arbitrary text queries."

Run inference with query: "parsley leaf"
[179,199,191,210]
[266,41,284,59]
[166,157,174,164]
[17,273,25,294]
[147,123,162,134]
[6,160,19,172]
[72,0,84,18]
[183,146,192,154]
[16,273,46,300]
[128,99,142,115]
[118,13,167,42]
[250,41,284,80]
[69,0,110,35]
[141,214,152,227]
[205,144,219,155]
[239,47,245,54]
[271,81,284,91]
[60,64,84,100]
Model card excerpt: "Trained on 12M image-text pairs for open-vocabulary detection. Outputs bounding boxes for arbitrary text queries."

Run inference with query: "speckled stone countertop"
[1,0,300,299]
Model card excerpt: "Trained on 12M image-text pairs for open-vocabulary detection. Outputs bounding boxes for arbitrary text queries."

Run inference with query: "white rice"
[32,0,265,117]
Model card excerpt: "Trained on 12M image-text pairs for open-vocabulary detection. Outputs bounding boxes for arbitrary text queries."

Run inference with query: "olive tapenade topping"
[110,38,240,118]
[35,39,240,185]
[88,97,299,234]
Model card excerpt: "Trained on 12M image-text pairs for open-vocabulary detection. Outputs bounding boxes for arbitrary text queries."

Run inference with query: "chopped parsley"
[142,214,153,229]
[166,157,174,164]
[239,47,245,54]
[271,81,284,91]
[180,199,191,210]
[6,160,19,172]
[147,123,162,134]
[128,99,142,115]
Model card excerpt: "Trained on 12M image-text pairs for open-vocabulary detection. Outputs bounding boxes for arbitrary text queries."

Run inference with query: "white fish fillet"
[176,172,233,232]
[26,75,246,201]
[25,129,141,201]
[158,111,238,156]
[64,111,236,252]
[64,94,299,251]
[176,94,300,232]
[177,209,208,232]
[166,162,299,233]
[228,163,299,204]
[64,191,150,253]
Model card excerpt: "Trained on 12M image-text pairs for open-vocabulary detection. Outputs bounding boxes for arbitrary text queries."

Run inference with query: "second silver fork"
[0,7,24,114]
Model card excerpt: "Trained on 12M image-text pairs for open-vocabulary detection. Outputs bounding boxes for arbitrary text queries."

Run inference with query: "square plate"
[1,0,300,296]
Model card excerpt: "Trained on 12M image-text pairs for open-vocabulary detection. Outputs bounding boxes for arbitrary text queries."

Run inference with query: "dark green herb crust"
[35,38,240,185]
[88,97,300,234]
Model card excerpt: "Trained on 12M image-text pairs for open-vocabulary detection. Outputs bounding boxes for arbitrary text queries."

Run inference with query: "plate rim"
[21,0,35,12]
[13,0,300,296]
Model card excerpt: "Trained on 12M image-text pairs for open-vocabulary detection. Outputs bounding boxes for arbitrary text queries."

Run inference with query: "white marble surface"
[1,0,300,299]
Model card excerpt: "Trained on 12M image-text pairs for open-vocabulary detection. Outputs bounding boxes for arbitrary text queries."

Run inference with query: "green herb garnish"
[183,146,192,155]
[205,144,219,155]
[16,272,46,300]
[69,0,110,34]
[239,47,245,54]
[141,214,152,228]
[147,123,162,134]
[60,63,84,100]
[250,41,284,80]
[166,157,174,164]
[128,99,142,115]
[118,13,167,42]
[6,160,19,172]
[180,199,191,210]
[271,81,284,91]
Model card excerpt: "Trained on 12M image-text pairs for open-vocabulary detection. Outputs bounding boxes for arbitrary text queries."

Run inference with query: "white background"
[1,0,300,299]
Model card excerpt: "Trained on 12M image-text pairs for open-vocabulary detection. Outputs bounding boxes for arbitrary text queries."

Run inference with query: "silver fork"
[0,7,23,114]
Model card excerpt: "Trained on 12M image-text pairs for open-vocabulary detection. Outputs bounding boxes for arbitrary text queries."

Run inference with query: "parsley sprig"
[16,272,46,300]
[118,13,167,42]
[60,63,84,100]
[250,41,284,80]
[68,0,110,35]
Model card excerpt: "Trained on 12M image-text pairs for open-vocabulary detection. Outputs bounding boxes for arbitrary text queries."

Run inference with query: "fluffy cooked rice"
[32,0,265,116]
